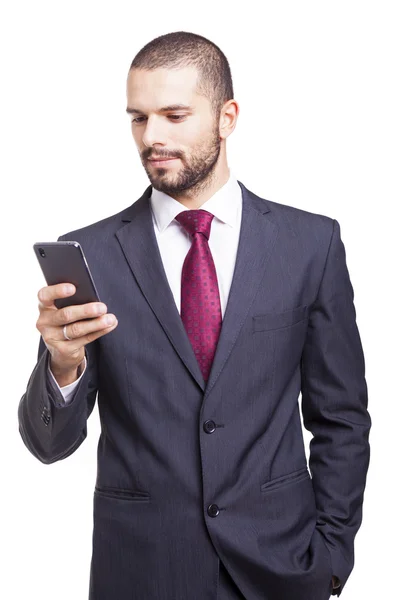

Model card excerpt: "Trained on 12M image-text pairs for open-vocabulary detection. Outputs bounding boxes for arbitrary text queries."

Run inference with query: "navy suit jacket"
[19,181,371,599]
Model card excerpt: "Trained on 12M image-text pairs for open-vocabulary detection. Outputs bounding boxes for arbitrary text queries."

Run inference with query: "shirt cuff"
[47,356,87,404]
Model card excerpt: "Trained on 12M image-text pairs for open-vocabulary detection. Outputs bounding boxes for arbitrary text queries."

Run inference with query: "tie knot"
[175,209,214,240]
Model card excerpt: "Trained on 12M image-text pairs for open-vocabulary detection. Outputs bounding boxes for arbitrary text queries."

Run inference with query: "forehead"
[126,66,203,110]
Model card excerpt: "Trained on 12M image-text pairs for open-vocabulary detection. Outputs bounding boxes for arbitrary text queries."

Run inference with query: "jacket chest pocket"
[253,305,309,332]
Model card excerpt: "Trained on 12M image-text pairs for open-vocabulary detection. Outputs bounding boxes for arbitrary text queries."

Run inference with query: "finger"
[53,302,108,327]
[62,318,118,348]
[38,283,76,308]
[61,313,117,341]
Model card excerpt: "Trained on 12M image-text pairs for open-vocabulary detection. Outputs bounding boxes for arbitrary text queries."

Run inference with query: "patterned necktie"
[175,209,222,382]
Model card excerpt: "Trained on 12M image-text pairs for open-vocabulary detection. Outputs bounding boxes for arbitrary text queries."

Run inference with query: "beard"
[142,123,221,199]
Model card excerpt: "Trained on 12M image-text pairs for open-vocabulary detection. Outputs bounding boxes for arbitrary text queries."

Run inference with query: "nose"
[141,116,168,149]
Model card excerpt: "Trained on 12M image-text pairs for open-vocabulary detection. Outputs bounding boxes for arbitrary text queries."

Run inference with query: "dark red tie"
[175,209,222,382]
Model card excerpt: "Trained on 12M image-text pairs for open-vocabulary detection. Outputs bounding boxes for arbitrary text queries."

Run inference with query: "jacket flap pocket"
[94,485,150,502]
[260,466,310,493]
[253,305,309,332]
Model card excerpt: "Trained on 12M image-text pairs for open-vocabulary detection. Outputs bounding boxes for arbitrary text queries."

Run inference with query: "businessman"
[19,31,371,599]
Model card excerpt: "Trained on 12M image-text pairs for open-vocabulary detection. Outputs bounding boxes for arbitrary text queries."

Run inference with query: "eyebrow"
[126,104,195,115]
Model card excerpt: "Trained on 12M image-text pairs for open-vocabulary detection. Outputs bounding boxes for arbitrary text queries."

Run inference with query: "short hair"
[129,31,234,121]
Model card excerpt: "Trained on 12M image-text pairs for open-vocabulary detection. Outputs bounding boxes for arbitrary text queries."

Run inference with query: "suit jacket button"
[203,420,216,434]
[207,504,220,517]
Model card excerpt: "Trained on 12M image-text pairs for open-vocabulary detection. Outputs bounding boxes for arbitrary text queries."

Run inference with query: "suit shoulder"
[57,204,134,242]
[263,196,335,229]
[241,182,337,253]
[241,182,336,231]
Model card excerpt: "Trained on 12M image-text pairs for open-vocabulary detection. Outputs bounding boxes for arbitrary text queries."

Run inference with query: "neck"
[175,167,230,210]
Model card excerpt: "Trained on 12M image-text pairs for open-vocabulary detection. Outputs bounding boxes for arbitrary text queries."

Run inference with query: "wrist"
[51,358,84,387]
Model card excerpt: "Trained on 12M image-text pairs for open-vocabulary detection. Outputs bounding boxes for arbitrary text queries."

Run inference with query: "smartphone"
[33,241,101,309]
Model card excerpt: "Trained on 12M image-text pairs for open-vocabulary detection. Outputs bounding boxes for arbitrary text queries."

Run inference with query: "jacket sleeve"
[300,219,371,597]
[18,334,98,464]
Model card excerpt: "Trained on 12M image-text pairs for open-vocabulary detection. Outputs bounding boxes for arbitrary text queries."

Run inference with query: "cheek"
[178,116,211,144]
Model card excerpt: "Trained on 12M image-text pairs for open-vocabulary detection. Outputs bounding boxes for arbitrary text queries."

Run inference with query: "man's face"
[126,66,222,196]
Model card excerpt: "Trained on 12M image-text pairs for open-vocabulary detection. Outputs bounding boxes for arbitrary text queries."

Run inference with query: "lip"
[148,158,179,167]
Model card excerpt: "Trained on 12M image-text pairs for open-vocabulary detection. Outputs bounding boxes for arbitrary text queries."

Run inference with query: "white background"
[1,1,399,598]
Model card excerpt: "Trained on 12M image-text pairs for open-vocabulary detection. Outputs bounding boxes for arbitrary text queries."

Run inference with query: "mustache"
[146,153,180,160]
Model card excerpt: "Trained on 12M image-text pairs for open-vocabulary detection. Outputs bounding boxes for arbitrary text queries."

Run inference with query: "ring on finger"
[63,325,73,341]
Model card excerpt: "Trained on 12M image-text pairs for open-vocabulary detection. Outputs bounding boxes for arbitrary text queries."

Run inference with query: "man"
[19,31,371,599]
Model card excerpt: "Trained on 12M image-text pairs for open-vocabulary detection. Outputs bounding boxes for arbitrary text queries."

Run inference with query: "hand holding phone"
[33,241,101,309]
[33,242,118,386]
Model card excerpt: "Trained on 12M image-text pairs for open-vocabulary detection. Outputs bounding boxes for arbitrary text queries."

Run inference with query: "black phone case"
[33,241,101,309]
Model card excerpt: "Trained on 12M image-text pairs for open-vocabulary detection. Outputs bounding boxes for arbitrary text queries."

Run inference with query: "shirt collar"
[150,169,241,233]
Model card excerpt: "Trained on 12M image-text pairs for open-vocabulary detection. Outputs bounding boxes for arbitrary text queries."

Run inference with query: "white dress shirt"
[48,169,243,402]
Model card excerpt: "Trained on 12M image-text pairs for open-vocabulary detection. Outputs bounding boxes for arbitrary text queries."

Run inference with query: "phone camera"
[38,248,46,258]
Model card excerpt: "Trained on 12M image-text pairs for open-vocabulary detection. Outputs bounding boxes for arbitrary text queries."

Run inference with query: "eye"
[131,115,186,124]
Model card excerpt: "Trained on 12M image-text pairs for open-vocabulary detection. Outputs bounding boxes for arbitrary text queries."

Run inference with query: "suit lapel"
[115,181,278,396]
[116,185,206,391]
[204,182,278,397]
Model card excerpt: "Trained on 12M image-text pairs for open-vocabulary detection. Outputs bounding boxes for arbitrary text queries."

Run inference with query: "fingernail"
[65,284,74,294]
[105,314,115,325]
